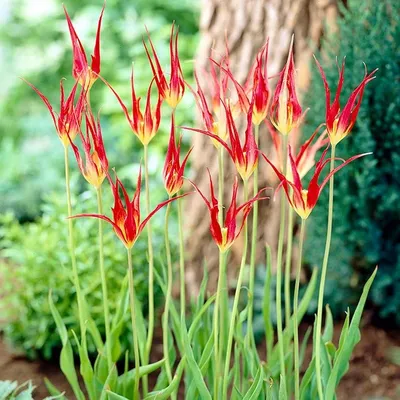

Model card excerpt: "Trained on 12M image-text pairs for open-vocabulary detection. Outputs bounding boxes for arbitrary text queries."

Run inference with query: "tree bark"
[186,0,339,293]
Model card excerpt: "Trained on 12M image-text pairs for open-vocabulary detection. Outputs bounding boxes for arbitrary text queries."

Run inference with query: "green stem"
[96,186,113,372]
[276,135,288,384]
[293,218,306,400]
[143,144,154,396]
[127,247,141,400]
[63,146,85,339]
[177,194,186,323]
[217,145,229,373]
[315,144,336,399]
[246,123,260,348]
[222,179,249,400]
[213,249,228,397]
[163,201,174,388]
[284,204,294,327]
[218,146,224,226]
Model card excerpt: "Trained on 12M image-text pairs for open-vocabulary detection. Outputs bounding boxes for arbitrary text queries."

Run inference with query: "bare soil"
[0,323,399,399]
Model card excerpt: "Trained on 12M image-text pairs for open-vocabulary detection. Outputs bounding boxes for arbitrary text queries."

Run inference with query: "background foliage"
[0,0,199,359]
[304,0,400,322]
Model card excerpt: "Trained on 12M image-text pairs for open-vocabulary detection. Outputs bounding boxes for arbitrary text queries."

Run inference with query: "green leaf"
[278,376,287,400]
[243,367,264,400]
[106,391,129,400]
[322,305,334,343]
[181,321,212,400]
[43,378,66,400]
[144,358,185,400]
[48,291,85,400]
[0,381,18,399]
[71,330,95,400]
[325,268,377,400]
[117,358,165,395]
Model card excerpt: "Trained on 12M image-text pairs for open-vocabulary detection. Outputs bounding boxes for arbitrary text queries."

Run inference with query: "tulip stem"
[213,249,228,397]
[163,201,174,390]
[96,186,113,373]
[177,193,186,324]
[246,123,260,348]
[217,145,229,373]
[127,247,141,400]
[315,144,336,400]
[218,146,224,226]
[63,146,85,342]
[143,144,154,396]
[293,218,306,400]
[222,179,249,400]
[284,204,294,327]
[276,135,288,385]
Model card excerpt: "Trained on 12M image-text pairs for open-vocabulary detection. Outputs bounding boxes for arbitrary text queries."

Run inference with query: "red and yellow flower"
[262,146,371,219]
[24,79,84,147]
[163,115,193,197]
[185,102,259,181]
[191,172,267,252]
[70,106,109,188]
[102,67,162,146]
[64,4,105,89]
[144,24,185,109]
[314,57,377,146]
[270,39,302,135]
[72,171,185,249]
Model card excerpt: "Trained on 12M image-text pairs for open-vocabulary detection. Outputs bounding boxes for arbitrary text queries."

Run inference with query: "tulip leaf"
[144,357,185,400]
[181,320,212,400]
[243,366,264,400]
[106,392,129,400]
[48,291,85,400]
[325,267,377,400]
[278,376,287,400]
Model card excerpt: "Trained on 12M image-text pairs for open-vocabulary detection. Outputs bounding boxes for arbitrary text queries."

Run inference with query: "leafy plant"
[0,179,175,359]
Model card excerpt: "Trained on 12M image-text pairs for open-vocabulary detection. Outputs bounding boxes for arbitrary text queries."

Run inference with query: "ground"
[0,323,399,399]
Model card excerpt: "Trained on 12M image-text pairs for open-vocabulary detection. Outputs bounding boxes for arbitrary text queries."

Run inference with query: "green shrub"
[304,0,400,321]
[0,173,176,359]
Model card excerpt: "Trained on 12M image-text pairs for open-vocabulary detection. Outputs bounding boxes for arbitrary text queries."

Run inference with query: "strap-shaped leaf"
[243,367,264,400]
[325,268,377,400]
[48,291,85,400]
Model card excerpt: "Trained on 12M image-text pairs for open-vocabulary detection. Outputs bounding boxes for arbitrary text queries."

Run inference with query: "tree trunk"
[185,0,339,293]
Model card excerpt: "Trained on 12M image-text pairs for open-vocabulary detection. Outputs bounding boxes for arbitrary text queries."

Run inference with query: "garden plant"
[17,3,378,399]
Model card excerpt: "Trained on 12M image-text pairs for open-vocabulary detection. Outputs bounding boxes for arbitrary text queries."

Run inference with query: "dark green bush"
[304,0,400,322]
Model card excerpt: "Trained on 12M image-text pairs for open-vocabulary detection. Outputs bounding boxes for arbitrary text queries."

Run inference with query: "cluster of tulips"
[25,3,378,400]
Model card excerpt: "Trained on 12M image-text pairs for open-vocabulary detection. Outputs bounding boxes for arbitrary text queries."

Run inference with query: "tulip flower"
[144,24,185,109]
[218,40,270,125]
[191,172,267,253]
[163,115,193,197]
[270,39,303,135]
[102,67,162,146]
[314,57,377,146]
[24,79,84,147]
[70,107,109,188]
[268,121,329,178]
[72,170,185,249]
[184,101,259,181]
[188,70,228,147]
[64,3,105,89]
[262,146,371,219]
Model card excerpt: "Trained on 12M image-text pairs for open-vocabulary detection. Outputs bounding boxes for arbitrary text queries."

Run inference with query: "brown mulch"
[0,323,399,399]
